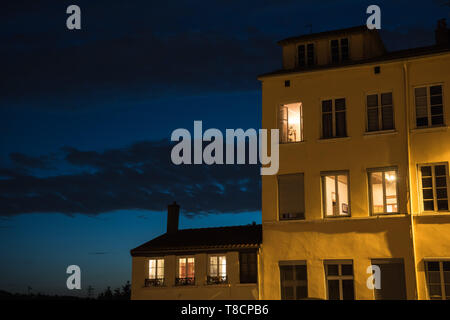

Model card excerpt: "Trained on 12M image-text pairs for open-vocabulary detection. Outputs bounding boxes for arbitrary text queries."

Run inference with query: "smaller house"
[130,202,262,300]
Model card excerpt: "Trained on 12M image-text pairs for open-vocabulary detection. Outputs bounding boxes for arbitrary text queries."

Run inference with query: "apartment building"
[258,22,450,300]
[130,202,262,300]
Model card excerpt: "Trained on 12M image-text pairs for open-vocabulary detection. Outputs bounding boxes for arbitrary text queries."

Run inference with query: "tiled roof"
[277,25,368,45]
[130,224,262,256]
[258,44,450,79]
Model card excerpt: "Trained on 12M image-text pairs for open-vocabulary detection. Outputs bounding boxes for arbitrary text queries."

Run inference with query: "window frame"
[176,256,196,286]
[278,101,304,144]
[424,259,450,300]
[297,42,315,67]
[239,251,258,284]
[329,38,350,63]
[324,260,354,300]
[279,260,308,300]
[365,91,395,132]
[413,83,445,128]
[277,173,305,221]
[146,257,165,287]
[207,254,228,285]
[418,162,450,213]
[320,97,347,139]
[321,170,351,218]
[367,167,400,215]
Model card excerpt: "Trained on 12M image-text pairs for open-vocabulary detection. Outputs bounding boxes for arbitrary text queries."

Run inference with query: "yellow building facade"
[258,25,450,300]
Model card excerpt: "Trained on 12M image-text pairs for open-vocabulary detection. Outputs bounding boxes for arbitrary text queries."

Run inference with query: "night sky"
[1,0,448,296]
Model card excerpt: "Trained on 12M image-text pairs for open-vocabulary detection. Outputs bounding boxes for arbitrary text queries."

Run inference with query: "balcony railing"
[145,278,164,287]
[175,277,195,286]
[207,275,228,285]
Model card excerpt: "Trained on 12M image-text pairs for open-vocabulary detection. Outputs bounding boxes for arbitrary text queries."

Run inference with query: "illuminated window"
[146,258,164,286]
[425,261,450,300]
[366,92,394,132]
[321,98,346,139]
[176,257,195,285]
[208,255,227,284]
[419,164,449,212]
[325,261,354,300]
[280,261,307,300]
[322,172,350,217]
[368,168,398,215]
[278,173,305,220]
[278,102,303,143]
[415,85,444,127]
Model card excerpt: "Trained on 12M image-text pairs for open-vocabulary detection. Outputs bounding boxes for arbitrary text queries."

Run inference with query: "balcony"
[175,277,195,286]
[207,275,228,285]
[145,278,164,287]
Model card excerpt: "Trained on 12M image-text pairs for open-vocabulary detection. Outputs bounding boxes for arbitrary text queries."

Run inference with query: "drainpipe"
[403,62,419,299]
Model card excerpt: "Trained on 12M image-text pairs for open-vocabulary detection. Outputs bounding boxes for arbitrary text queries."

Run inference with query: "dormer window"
[298,43,315,67]
[331,38,349,63]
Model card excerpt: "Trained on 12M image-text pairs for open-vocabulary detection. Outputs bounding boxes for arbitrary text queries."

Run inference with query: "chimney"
[435,18,449,45]
[167,201,179,234]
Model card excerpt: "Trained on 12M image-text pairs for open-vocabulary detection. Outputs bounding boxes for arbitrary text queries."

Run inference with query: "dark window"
[331,40,339,63]
[415,85,444,127]
[372,259,407,300]
[297,45,305,67]
[307,43,315,66]
[425,261,450,300]
[321,98,347,139]
[366,92,394,132]
[278,173,305,220]
[240,252,257,283]
[340,38,349,61]
[420,164,449,212]
[374,66,380,74]
[280,263,308,300]
[284,80,290,87]
[325,261,354,300]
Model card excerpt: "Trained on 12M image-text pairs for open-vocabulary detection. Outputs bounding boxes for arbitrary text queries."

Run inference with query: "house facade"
[258,23,450,300]
[130,203,261,300]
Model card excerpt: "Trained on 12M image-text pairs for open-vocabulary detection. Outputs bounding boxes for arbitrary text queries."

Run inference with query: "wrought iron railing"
[144,278,164,287]
[175,277,195,286]
[207,275,228,285]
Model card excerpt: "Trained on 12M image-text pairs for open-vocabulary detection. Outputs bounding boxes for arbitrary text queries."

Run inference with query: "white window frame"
[146,258,164,287]
[278,102,304,144]
[176,256,195,285]
[329,38,349,63]
[413,83,445,128]
[297,42,315,67]
[365,92,395,132]
[418,162,450,213]
[320,98,347,139]
[368,167,400,215]
[321,171,351,218]
[207,254,227,284]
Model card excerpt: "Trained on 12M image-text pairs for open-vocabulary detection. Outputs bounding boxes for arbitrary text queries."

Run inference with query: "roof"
[277,25,368,45]
[130,224,262,256]
[258,44,450,79]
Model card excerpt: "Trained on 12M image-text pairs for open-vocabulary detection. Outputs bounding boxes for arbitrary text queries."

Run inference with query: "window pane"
[149,259,156,279]
[367,94,378,107]
[422,177,433,188]
[382,106,394,130]
[381,92,393,105]
[322,113,332,138]
[281,265,294,280]
[340,38,349,61]
[187,258,195,277]
[424,200,435,211]
[421,166,432,177]
[295,265,307,281]
[279,174,305,220]
[435,165,446,176]
[283,286,294,300]
[443,262,450,272]
[297,45,305,67]
[342,280,354,300]
[335,112,346,137]
[430,85,442,95]
[286,103,302,142]
[328,280,340,299]
[307,43,314,66]
[324,176,336,216]
[367,108,379,131]
[341,264,353,276]
[429,284,442,299]
[296,285,308,299]
[423,189,434,199]
[179,258,186,278]
[436,177,447,188]
[327,264,339,276]
[438,200,449,211]
[371,172,384,214]
[428,271,441,284]
[432,115,444,126]
[335,98,346,111]
[278,106,288,143]
[322,100,332,112]
[436,188,448,199]
[337,175,349,215]
[331,40,339,63]
[427,261,440,271]
[430,95,443,105]
[385,171,398,213]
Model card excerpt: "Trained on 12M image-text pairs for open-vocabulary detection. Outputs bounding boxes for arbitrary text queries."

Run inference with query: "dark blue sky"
[1,0,449,296]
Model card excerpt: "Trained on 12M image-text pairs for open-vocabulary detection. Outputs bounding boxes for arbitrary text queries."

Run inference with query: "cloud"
[0,140,261,217]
